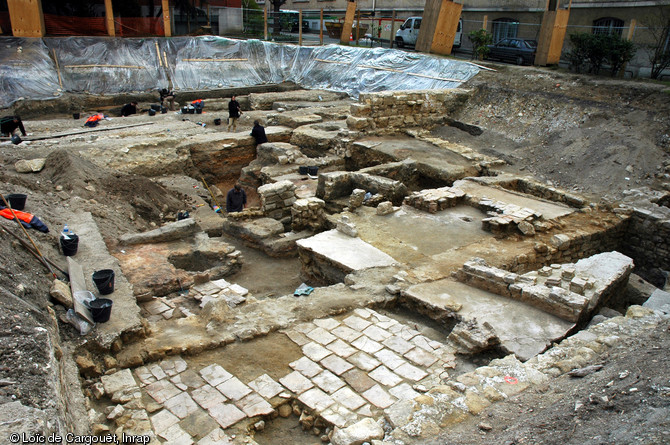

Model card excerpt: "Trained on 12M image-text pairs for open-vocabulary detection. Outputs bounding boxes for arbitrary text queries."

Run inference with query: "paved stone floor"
[100,308,456,444]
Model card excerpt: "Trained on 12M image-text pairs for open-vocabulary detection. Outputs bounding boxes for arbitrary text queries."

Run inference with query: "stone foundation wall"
[258,180,297,222]
[292,198,327,232]
[404,186,465,213]
[476,177,588,209]
[618,202,670,276]
[316,171,408,205]
[346,89,472,132]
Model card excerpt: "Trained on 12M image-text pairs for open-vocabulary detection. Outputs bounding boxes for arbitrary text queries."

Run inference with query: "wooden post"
[389,9,396,48]
[162,0,172,37]
[264,4,268,40]
[7,0,46,37]
[535,4,570,65]
[104,0,115,37]
[299,9,303,46]
[482,15,487,30]
[340,1,357,45]
[320,9,324,45]
[355,8,360,44]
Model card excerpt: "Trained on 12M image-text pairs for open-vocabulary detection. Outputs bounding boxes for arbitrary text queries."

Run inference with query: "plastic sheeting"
[0,36,479,108]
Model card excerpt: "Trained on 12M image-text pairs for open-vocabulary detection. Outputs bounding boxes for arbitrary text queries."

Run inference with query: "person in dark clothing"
[227,96,242,132]
[0,115,26,137]
[251,120,268,145]
[120,102,138,117]
[226,183,247,213]
[160,88,175,111]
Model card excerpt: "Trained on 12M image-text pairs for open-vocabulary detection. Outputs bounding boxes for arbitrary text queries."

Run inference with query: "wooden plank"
[547,9,570,64]
[155,41,163,68]
[7,0,46,37]
[104,0,115,37]
[52,49,63,89]
[430,0,463,56]
[416,0,442,53]
[341,1,357,45]
[181,58,248,62]
[162,0,172,37]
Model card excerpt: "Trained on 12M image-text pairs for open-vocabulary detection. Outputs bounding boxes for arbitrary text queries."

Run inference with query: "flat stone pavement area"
[97,308,457,443]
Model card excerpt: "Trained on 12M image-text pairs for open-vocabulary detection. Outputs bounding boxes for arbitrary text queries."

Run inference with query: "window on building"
[593,17,624,36]
[492,18,519,43]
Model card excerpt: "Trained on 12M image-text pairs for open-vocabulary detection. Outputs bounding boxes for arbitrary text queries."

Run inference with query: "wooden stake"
[52,49,63,89]
[299,9,303,46]
[155,41,163,67]
[181,58,248,62]
[201,177,223,213]
[64,64,145,69]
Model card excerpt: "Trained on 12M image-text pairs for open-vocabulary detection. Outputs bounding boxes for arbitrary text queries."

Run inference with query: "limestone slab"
[235,392,274,417]
[321,354,354,375]
[361,384,397,409]
[159,423,193,444]
[342,369,377,393]
[369,366,403,387]
[197,428,232,445]
[389,382,420,400]
[164,392,200,419]
[313,317,341,330]
[302,341,332,361]
[307,326,337,345]
[279,371,314,394]
[332,325,363,342]
[362,325,392,342]
[332,387,367,411]
[382,335,415,355]
[394,363,428,382]
[327,339,358,358]
[248,374,284,400]
[145,379,182,404]
[199,364,233,387]
[192,384,227,410]
[404,347,438,367]
[150,409,179,432]
[374,349,406,371]
[297,229,396,271]
[101,369,137,396]
[216,376,252,401]
[148,364,167,381]
[313,370,346,393]
[343,315,372,331]
[208,403,247,429]
[298,388,335,412]
[171,369,206,390]
[351,336,383,354]
[283,329,311,346]
[290,357,323,378]
[347,351,381,372]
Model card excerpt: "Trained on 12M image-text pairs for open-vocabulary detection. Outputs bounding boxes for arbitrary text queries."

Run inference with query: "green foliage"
[468,29,493,60]
[567,32,636,76]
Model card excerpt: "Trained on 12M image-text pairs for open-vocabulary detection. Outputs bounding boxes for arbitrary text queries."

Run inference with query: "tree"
[269,0,286,35]
[642,9,670,79]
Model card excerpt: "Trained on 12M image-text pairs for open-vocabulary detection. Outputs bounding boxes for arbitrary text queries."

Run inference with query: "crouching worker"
[1,115,27,137]
[226,183,247,213]
[251,120,268,145]
[84,113,107,128]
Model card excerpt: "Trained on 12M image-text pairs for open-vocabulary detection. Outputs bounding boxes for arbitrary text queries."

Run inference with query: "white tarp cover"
[0,36,479,108]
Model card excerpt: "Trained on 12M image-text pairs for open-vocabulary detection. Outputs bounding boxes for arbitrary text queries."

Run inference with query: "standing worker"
[0,115,26,137]
[227,96,242,132]
[120,101,138,117]
[251,120,268,145]
[226,183,247,213]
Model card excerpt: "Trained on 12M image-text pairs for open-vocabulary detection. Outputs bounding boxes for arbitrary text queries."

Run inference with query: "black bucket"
[60,234,79,256]
[308,166,319,176]
[73,113,80,120]
[150,104,162,111]
[213,118,222,126]
[89,298,113,323]
[7,193,27,210]
[11,134,22,145]
[181,106,188,114]
[92,269,115,295]
[161,106,167,114]
[298,166,308,175]
[195,108,203,114]
[148,109,156,116]
[188,107,195,114]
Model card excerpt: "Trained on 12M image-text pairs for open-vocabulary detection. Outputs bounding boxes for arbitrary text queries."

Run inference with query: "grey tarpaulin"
[0,36,479,108]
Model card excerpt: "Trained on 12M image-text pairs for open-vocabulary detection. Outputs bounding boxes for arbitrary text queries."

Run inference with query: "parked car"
[486,38,537,65]
[395,17,462,49]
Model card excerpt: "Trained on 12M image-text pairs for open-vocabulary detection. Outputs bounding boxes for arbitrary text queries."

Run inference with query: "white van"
[395,17,462,49]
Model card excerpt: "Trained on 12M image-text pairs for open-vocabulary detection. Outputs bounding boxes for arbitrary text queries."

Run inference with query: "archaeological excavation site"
[1,36,670,445]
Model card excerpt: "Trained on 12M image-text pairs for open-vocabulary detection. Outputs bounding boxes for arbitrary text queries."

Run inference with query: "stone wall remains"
[316,171,408,205]
[292,197,327,232]
[258,180,297,223]
[346,89,472,132]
